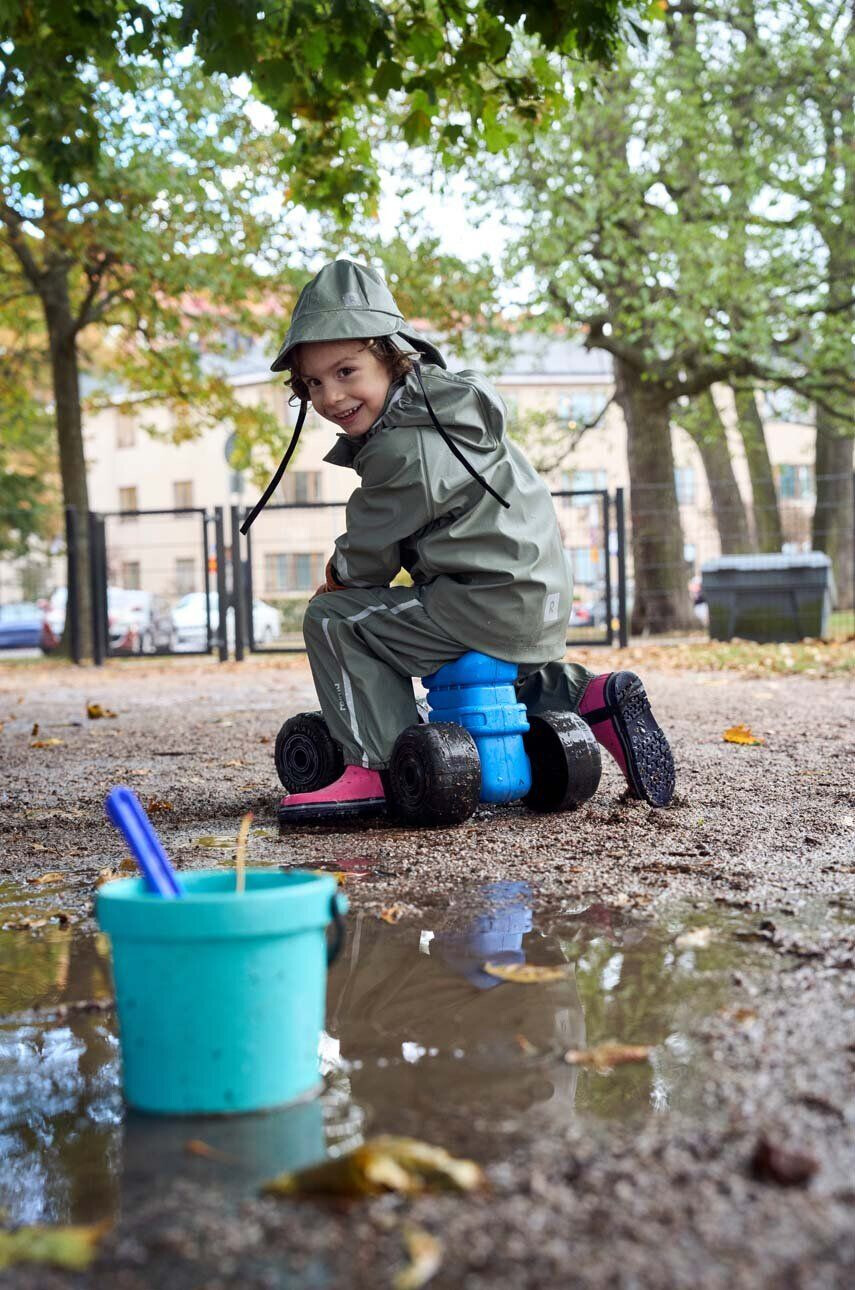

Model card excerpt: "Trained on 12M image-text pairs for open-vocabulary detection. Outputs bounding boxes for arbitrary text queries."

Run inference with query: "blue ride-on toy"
[274,651,602,829]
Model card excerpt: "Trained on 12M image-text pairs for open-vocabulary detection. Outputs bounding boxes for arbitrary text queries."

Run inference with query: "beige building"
[79,334,823,618]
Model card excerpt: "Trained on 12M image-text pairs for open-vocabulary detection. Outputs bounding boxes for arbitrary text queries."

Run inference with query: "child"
[243,260,675,817]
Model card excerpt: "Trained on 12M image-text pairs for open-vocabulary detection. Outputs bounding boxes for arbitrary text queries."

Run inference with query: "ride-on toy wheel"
[386,723,481,828]
[275,711,345,793]
[523,711,602,813]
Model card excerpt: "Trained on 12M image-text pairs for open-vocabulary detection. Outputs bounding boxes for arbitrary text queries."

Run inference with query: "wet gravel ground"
[1,653,854,1288]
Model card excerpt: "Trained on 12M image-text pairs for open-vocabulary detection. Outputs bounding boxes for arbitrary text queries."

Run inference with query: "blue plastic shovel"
[105,786,185,897]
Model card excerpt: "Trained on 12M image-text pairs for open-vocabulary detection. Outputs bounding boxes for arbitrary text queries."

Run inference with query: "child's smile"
[298,339,392,438]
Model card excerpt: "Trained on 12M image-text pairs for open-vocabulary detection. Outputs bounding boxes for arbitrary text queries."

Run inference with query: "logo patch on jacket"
[543,592,560,624]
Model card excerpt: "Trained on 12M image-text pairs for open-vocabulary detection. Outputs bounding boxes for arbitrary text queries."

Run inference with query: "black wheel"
[386,723,481,828]
[274,711,344,792]
[523,711,602,813]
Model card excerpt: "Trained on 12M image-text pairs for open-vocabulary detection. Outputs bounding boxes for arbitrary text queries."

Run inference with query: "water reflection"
[323,882,585,1152]
[0,881,770,1226]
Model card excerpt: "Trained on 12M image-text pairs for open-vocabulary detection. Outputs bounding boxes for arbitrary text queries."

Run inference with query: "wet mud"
[0,657,853,1287]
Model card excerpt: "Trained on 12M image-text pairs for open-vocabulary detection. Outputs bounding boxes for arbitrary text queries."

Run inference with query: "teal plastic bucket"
[97,869,346,1115]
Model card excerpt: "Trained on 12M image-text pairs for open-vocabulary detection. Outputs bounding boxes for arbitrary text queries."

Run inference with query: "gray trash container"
[701,553,835,642]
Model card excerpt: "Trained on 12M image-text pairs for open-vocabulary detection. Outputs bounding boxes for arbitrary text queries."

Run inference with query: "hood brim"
[271,323,446,373]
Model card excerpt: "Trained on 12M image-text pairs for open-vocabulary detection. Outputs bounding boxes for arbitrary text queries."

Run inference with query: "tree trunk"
[43,268,93,661]
[675,391,752,554]
[614,357,695,634]
[812,418,854,613]
[732,386,783,552]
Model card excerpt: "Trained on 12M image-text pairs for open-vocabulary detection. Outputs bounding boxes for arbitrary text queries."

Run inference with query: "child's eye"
[338,367,354,377]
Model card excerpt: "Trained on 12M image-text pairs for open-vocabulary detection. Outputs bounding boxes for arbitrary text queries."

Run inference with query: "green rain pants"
[302,586,595,770]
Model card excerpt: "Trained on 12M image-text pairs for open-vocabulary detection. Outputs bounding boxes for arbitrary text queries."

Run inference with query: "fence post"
[230,505,245,662]
[213,506,229,662]
[243,512,256,652]
[87,512,107,666]
[603,491,614,647]
[615,487,629,648]
[64,506,81,664]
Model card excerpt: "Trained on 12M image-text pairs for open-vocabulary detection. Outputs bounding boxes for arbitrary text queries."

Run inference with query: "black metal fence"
[50,489,628,663]
[16,472,852,664]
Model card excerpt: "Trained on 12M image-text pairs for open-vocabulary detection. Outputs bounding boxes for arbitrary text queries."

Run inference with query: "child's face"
[297,340,392,438]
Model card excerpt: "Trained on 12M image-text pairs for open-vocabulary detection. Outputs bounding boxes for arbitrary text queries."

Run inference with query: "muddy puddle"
[0,877,823,1227]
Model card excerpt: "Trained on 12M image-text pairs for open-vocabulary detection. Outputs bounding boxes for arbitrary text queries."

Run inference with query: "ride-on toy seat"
[275,651,601,829]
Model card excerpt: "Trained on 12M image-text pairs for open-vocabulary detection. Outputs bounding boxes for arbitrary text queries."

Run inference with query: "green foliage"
[0,1,651,212]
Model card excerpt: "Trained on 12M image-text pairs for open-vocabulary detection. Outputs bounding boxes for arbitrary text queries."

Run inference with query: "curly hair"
[287,336,413,403]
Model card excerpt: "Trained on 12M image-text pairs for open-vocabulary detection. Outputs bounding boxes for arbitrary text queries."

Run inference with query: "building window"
[175,558,196,595]
[116,410,135,449]
[118,486,138,519]
[278,471,322,505]
[264,553,290,592]
[557,391,600,426]
[778,464,814,501]
[121,560,141,588]
[674,467,696,505]
[562,469,607,506]
[570,548,598,585]
[173,480,194,509]
[264,552,325,592]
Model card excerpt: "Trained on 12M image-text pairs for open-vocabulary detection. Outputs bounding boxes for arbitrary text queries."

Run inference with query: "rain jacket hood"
[270,259,446,373]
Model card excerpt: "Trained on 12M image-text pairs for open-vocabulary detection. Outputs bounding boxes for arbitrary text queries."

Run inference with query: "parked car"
[0,602,45,649]
[171,592,281,652]
[108,589,174,655]
[42,586,174,654]
[568,601,594,628]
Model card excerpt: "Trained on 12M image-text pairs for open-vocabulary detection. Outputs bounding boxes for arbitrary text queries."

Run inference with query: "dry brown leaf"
[224,759,245,768]
[27,872,66,886]
[0,1219,111,1271]
[145,799,174,812]
[394,1223,443,1290]
[723,724,765,746]
[183,1139,234,1162]
[483,962,573,984]
[31,738,63,748]
[750,1135,818,1187]
[675,926,714,950]
[4,918,49,931]
[262,1136,484,1198]
[564,1042,652,1072]
[31,722,39,736]
[86,703,118,720]
[125,768,149,777]
[379,904,404,924]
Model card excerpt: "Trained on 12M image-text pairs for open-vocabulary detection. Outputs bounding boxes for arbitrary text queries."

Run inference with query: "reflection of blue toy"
[432,880,532,990]
[275,651,601,829]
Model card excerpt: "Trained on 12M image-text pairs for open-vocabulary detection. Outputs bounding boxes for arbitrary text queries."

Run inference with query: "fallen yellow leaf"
[31,738,63,748]
[380,904,404,924]
[183,1139,235,1162]
[483,962,573,984]
[564,1042,652,1072]
[394,1223,443,1290]
[675,926,714,950]
[86,703,117,720]
[723,724,765,745]
[262,1136,484,1198]
[27,872,66,886]
[0,1220,110,1271]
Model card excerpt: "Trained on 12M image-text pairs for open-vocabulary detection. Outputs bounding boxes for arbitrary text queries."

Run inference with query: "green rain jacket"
[324,363,573,663]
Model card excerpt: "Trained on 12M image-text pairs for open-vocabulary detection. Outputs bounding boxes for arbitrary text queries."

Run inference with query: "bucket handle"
[326,892,346,967]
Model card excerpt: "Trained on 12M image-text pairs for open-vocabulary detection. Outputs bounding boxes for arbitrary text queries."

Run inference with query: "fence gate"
[231,489,629,658]
[89,507,220,662]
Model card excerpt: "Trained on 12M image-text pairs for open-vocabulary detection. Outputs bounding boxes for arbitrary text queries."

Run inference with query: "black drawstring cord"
[411,363,510,509]
[239,400,307,535]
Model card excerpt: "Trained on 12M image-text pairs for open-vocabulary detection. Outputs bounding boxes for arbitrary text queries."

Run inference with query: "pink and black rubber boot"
[578,672,675,807]
[278,765,386,824]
